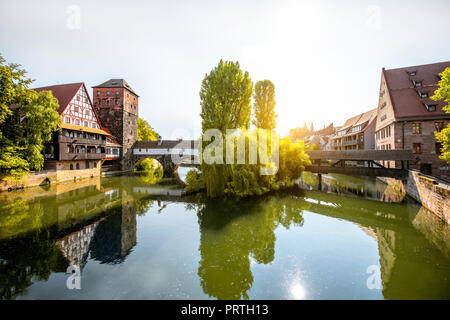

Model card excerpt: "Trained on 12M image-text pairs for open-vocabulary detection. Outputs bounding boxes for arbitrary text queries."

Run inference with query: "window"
[412,79,423,87]
[65,117,71,124]
[74,106,79,112]
[75,119,80,125]
[380,114,387,122]
[406,70,417,76]
[76,96,80,101]
[412,123,421,134]
[116,91,119,96]
[70,164,74,170]
[86,161,89,169]
[436,143,443,155]
[106,91,110,95]
[413,143,421,154]
[97,90,100,96]
[84,121,88,127]
[417,91,428,98]
[380,101,387,109]
[92,122,96,128]
[76,163,80,170]
[85,110,90,116]
[424,103,436,112]
[435,121,444,132]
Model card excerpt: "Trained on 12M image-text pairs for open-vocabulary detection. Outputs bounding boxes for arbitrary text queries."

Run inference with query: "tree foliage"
[432,67,450,162]
[200,60,253,132]
[135,158,163,184]
[137,118,160,141]
[0,54,61,182]
[252,80,277,129]
[191,60,310,198]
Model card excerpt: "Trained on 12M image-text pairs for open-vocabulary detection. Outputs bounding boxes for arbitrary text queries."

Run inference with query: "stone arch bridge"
[132,140,199,177]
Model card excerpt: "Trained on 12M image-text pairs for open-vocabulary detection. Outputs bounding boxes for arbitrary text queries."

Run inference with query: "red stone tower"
[92,79,138,170]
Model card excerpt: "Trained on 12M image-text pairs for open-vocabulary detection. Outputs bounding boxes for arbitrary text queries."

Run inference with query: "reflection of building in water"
[301,190,450,299]
[56,186,121,232]
[0,180,139,299]
[374,225,450,299]
[89,191,137,264]
[299,173,406,203]
[133,186,182,197]
[57,218,104,268]
[412,207,450,259]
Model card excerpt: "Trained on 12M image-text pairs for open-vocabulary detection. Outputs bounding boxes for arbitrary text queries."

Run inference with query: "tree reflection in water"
[194,191,310,300]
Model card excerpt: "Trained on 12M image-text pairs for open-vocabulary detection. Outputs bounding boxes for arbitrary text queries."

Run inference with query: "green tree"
[431,67,450,162]
[200,60,253,132]
[199,60,253,197]
[189,60,311,198]
[252,80,277,129]
[0,54,32,133]
[137,118,160,141]
[135,158,163,184]
[0,54,60,182]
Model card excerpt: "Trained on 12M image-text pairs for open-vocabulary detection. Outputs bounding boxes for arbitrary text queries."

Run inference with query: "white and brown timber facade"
[34,82,120,181]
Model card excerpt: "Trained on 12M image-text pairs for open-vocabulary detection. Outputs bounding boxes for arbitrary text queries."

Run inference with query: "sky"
[1,0,449,139]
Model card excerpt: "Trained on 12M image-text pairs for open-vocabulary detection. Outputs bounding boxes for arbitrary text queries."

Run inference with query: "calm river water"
[0,173,449,300]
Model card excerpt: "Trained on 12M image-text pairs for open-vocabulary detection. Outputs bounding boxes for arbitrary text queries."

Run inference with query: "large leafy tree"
[0,54,60,182]
[199,60,253,197]
[194,60,310,198]
[200,60,253,132]
[137,118,160,141]
[252,80,277,129]
[432,67,450,162]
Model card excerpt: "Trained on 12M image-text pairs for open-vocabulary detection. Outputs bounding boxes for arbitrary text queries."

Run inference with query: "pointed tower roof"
[92,79,139,97]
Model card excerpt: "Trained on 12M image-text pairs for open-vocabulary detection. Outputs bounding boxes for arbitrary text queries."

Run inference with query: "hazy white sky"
[1,0,449,138]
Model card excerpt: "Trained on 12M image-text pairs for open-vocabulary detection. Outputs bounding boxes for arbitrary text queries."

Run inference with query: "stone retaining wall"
[405,170,450,224]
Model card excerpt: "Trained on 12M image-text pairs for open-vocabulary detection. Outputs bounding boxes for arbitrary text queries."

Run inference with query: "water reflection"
[298,173,407,203]
[0,175,449,300]
[194,194,309,300]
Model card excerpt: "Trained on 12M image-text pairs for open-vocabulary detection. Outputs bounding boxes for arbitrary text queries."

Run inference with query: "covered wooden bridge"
[305,150,416,179]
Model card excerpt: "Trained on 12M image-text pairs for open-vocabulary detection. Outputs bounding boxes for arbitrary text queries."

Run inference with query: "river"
[0,173,449,299]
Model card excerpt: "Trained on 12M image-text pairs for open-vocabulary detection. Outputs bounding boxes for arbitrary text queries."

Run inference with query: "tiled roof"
[92,79,139,97]
[33,83,83,114]
[384,61,450,120]
[102,127,122,146]
[338,108,377,134]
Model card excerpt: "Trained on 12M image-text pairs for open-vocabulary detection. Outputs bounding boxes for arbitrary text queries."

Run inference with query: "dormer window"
[417,91,428,98]
[424,103,436,112]
[406,70,417,76]
[411,79,423,87]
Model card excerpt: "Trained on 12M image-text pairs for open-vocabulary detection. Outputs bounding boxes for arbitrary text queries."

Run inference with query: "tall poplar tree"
[252,80,277,130]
